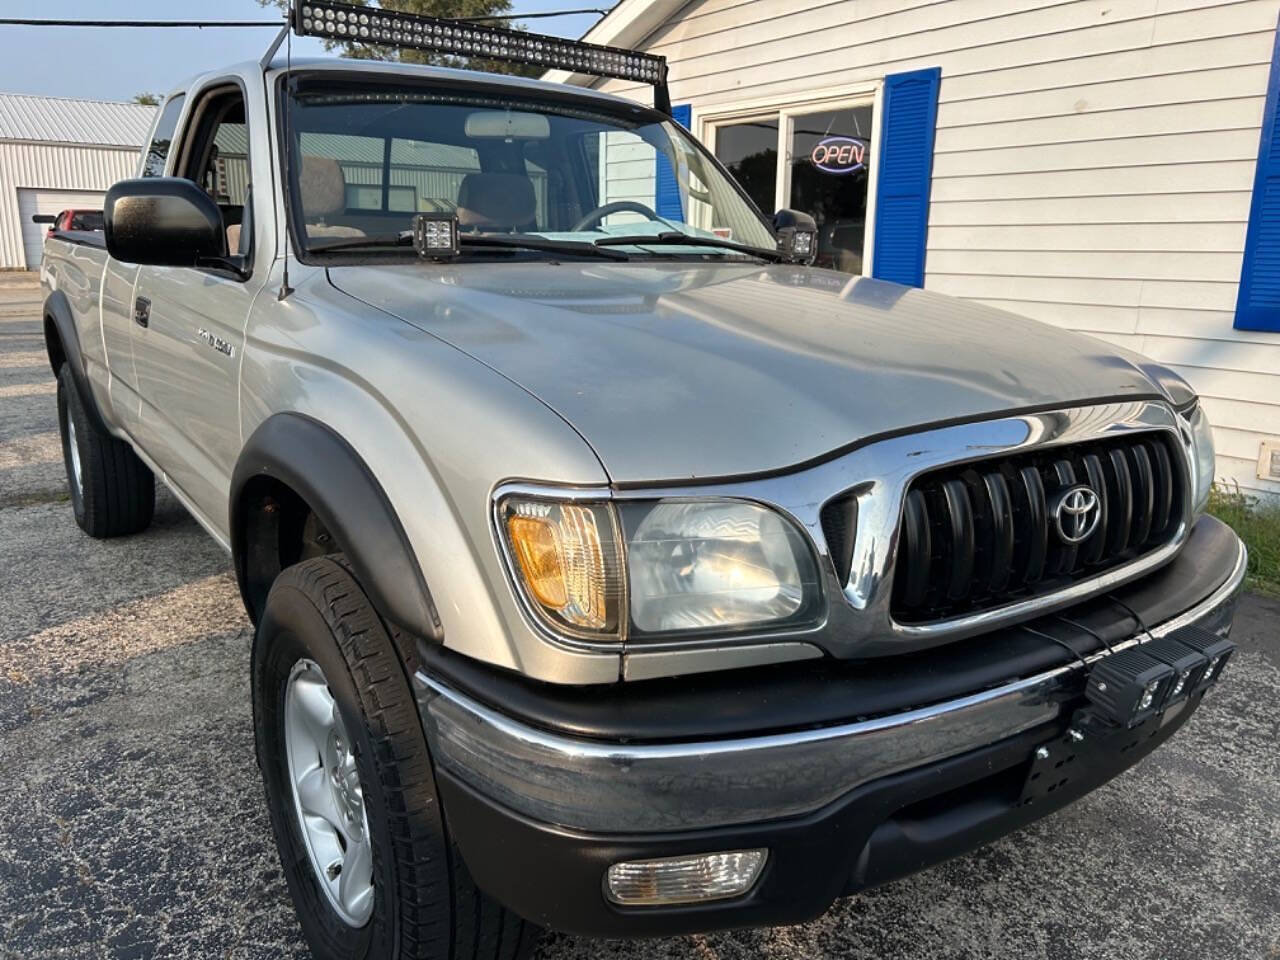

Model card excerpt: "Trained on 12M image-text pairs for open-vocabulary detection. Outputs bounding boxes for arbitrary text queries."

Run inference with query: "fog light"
[1168,625,1236,693]
[1086,648,1176,728]
[605,850,767,906]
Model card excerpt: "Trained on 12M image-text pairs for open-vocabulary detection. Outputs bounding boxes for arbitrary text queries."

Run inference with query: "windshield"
[286,79,778,259]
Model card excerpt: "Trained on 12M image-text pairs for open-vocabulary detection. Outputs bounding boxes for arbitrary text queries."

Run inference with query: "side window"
[142,94,185,177]
[178,87,253,260]
[211,122,250,206]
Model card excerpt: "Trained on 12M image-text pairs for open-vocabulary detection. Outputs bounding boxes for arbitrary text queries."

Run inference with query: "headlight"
[620,500,822,638]
[1181,399,1215,515]
[497,494,821,643]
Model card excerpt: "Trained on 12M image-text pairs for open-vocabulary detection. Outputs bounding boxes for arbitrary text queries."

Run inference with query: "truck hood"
[328,262,1167,484]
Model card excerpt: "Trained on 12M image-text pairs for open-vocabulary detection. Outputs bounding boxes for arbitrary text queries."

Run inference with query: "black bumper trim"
[439,694,1202,938]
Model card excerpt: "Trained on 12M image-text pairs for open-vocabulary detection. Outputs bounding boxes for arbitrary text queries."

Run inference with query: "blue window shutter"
[1235,19,1280,331]
[872,68,941,288]
[655,103,693,222]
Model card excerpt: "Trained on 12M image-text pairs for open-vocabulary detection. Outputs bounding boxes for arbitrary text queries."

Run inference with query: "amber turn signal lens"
[500,498,622,637]
[507,514,568,609]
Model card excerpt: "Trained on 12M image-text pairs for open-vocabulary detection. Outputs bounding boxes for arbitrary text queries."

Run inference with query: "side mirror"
[773,209,818,265]
[105,177,227,267]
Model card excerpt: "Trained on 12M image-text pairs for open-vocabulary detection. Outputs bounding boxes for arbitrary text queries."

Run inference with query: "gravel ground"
[1,272,1278,960]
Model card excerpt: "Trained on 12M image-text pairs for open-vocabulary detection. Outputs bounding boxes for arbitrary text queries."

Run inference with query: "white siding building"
[0,93,155,270]
[553,0,1280,499]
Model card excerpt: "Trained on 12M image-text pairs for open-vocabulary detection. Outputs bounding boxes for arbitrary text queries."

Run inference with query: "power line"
[460,8,611,21]
[0,8,612,29]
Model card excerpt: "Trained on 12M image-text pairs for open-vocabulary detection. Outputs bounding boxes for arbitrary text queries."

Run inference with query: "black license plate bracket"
[1015,703,1186,810]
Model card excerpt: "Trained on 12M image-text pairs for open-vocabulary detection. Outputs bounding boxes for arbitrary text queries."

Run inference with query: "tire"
[56,363,155,538]
[252,556,540,960]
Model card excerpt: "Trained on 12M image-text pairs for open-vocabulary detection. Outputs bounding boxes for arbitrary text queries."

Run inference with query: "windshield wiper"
[310,232,631,261]
[594,231,785,262]
[461,234,630,261]
[309,234,414,254]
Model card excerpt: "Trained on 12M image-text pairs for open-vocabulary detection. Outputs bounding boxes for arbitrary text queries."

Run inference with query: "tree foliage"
[260,0,541,76]
[133,93,161,106]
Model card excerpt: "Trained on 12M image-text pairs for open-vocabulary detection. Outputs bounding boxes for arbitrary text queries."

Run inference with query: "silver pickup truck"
[39,8,1246,960]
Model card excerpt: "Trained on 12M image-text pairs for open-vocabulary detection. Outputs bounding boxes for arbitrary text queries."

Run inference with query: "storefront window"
[711,102,874,275]
[712,118,778,217]
[789,106,873,274]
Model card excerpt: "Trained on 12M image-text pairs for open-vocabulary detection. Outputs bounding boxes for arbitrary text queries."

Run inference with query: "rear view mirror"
[105,177,226,267]
[464,110,550,140]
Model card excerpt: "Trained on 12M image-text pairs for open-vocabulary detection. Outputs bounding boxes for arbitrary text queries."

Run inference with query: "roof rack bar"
[291,0,672,115]
[260,20,291,69]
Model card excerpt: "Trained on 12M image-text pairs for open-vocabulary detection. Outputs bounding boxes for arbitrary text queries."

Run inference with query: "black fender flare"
[230,412,444,642]
[43,289,112,435]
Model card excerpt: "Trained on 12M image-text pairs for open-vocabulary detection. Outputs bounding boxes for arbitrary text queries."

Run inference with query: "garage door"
[16,188,105,269]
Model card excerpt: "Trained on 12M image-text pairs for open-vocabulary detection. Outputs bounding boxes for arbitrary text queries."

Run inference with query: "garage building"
[0,93,155,270]
[552,0,1280,499]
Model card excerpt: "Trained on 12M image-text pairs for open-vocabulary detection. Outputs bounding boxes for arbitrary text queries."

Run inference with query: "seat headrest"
[456,173,537,230]
[300,156,347,219]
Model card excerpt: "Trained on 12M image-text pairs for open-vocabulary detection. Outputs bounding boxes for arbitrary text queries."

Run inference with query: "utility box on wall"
[1259,440,1280,483]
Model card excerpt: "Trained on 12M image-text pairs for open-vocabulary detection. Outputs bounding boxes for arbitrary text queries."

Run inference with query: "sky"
[0,0,619,102]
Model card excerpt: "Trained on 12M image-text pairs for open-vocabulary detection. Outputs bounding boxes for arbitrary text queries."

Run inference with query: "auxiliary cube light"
[412,213,458,259]
[772,209,818,265]
[293,1,671,110]
[1167,624,1236,694]
[1085,647,1176,728]
[1137,635,1209,706]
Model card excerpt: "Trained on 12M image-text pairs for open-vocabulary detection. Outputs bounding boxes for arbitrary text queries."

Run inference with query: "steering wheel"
[572,200,662,232]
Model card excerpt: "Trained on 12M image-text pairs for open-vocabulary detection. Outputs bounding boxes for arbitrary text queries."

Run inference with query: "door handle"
[134,296,150,328]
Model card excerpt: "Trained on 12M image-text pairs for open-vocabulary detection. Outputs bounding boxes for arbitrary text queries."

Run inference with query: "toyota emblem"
[1053,485,1101,544]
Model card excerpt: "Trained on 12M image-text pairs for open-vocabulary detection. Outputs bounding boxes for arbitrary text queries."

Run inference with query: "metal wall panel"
[0,142,140,268]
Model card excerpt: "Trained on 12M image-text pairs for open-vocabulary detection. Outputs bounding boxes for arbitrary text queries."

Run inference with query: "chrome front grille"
[891,432,1184,624]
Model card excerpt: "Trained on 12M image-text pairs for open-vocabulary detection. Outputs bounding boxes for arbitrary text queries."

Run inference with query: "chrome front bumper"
[415,536,1246,834]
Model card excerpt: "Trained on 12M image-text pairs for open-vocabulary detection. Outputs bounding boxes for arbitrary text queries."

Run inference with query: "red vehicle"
[32,209,104,239]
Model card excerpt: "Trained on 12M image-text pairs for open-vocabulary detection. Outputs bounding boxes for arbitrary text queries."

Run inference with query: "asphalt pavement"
[1,271,1277,960]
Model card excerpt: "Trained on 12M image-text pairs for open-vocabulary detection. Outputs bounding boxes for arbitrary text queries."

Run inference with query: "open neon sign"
[810,136,868,175]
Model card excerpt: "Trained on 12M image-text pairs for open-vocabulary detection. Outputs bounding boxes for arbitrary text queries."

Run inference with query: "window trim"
[141,92,187,179]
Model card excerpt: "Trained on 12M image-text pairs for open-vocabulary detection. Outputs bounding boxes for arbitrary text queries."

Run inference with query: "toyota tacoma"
[38,6,1246,959]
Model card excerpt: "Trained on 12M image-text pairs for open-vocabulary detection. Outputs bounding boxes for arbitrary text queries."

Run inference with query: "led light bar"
[293,1,671,110]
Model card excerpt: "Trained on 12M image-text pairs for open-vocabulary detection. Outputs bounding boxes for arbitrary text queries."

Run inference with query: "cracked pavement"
[1,273,1277,959]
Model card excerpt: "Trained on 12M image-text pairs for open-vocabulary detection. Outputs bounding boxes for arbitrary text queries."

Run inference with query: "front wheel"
[252,557,540,960]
